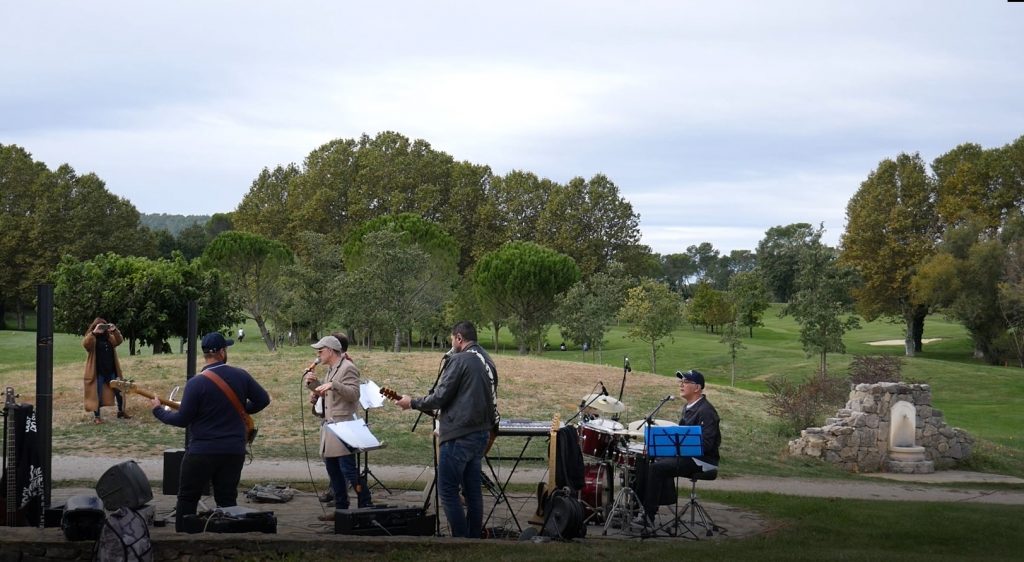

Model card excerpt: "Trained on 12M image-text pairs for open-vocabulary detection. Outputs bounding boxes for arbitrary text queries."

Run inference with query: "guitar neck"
[114,382,180,410]
[546,414,559,489]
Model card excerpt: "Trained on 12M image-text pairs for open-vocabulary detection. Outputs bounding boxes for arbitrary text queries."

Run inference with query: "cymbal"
[615,419,677,439]
[580,393,626,414]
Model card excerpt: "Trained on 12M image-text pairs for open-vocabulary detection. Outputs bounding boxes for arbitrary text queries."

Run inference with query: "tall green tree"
[341,230,453,352]
[783,242,861,376]
[756,223,820,303]
[617,279,682,373]
[556,265,631,362]
[729,270,771,337]
[473,242,580,354]
[536,174,641,277]
[841,153,938,356]
[202,231,293,351]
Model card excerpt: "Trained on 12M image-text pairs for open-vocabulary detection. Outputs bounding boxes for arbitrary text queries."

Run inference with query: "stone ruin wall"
[788,382,974,473]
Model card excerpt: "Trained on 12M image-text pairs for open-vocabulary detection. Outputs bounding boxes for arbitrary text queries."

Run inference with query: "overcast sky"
[2,1,1022,255]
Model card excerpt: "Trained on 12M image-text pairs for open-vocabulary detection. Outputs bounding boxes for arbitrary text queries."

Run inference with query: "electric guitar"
[529,413,560,526]
[380,386,500,453]
[2,387,26,526]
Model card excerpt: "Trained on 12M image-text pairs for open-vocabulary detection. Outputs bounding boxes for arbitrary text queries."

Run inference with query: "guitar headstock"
[4,387,14,407]
[108,379,134,392]
[379,387,401,401]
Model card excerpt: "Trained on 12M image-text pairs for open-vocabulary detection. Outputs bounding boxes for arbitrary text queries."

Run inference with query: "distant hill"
[141,213,211,235]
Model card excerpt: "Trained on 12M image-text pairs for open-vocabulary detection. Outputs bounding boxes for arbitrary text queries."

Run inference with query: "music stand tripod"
[644,424,704,539]
[358,381,391,494]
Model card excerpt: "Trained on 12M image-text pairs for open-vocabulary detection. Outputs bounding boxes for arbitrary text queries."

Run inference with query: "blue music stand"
[645,425,702,458]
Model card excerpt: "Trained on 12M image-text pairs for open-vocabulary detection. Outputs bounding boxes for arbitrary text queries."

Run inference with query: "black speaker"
[61,494,105,541]
[162,449,210,496]
[334,506,435,536]
[96,460,153,510]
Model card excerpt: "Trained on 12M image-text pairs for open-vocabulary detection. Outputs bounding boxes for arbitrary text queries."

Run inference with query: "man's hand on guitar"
[395,395,413,410]
[148,397,161,409]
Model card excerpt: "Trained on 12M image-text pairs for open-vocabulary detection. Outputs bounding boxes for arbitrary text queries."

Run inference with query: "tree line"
[3,132,1023,372]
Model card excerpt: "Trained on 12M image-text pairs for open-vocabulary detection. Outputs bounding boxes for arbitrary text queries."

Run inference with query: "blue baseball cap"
[676,369,705,388]
[201,332,234,353]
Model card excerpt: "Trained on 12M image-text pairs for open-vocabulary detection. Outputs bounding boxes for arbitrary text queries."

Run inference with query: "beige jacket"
[306,357,361,457]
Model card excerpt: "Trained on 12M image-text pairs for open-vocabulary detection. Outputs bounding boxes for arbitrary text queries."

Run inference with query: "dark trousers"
[174,452,245,532]
[640,456,701,520]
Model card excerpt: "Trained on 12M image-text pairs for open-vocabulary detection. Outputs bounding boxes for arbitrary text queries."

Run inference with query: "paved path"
[53,456,1024,505]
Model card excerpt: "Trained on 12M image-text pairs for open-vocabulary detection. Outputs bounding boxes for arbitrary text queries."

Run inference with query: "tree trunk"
[393,327,402,353]
[15,297,27,330]
[913,306,926,353]
[255,315,276,351]
[650,341,657,373]
[904,313,916,357]
[820,350,828,377]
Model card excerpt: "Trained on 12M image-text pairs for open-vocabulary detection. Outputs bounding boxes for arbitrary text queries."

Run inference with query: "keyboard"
[497,419,564,437]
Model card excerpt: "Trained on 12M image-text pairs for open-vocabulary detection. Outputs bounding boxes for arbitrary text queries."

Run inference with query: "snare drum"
[579,461,614,524]
[578,418,623,459]
[613,441,646,469]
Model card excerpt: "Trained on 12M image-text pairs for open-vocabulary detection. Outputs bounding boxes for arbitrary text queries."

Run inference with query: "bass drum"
[579,461,614,524]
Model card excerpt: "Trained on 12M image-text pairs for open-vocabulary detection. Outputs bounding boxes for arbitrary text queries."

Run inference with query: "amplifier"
[334,505,435,536]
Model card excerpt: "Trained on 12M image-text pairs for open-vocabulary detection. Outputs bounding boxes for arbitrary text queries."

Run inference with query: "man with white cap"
[304,333,372,519]
[637,368,721,526]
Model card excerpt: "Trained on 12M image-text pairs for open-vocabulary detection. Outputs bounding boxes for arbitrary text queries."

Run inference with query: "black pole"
[184,300,198,447]
[35,284,54,512]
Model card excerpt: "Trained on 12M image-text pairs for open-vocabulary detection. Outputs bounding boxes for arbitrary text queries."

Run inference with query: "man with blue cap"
[637,368,721,526]
[149,331,271,532]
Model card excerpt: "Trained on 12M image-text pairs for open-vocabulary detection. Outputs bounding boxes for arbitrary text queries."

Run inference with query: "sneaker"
[319,491,334,503]
[632,514,652,528]
[117,411,132,419]
[323,500,335,508]
[93,418,104,424]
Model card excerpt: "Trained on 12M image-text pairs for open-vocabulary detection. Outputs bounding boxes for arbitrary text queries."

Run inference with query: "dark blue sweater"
[152,361,270,455]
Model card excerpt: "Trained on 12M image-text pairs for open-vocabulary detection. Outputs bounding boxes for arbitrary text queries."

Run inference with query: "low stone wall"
[787,382,974,473]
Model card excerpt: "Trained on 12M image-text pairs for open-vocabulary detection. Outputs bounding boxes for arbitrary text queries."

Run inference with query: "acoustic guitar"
[380,386,499,454]
[528,413,560,526]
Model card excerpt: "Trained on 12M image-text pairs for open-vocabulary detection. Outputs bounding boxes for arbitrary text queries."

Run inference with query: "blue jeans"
[438,430,489,538]
[325,454,372,509]
[94,372,124,417]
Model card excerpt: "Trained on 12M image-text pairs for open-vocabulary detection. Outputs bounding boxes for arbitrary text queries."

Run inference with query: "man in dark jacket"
[150,332,271,532]
[639,369,721,525]
[396,321,499,538]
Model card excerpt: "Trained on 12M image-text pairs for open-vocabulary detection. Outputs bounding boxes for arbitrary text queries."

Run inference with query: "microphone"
[303,357,321,374]
[600,381,609,396]
[665,395,676,401]
[444,346,457,357]
[624,357,631,372]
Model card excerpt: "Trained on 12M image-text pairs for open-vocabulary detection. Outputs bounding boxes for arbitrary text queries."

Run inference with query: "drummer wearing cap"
[150,331,271,532]
[304,333,373,519]
[638,369,721,526]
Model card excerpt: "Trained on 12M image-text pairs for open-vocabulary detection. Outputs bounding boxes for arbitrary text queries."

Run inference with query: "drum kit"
[573,392,677,525]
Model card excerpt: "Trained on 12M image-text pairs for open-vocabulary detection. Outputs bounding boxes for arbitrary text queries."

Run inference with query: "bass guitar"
[2,387,26,526]
[108,379,181,410]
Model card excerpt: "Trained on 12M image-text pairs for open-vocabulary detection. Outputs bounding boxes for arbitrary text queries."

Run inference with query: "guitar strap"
[201,370,254,440]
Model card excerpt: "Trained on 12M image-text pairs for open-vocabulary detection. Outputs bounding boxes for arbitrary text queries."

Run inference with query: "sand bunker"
[866,338,943,346]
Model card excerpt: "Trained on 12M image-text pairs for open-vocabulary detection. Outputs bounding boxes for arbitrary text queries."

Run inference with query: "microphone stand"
[613,357,630,421]
[638,395,675,434]
[411,354,449,433]
[564,383,604,425]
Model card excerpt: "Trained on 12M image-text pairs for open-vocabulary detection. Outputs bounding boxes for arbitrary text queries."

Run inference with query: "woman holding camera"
[82,317,130,423]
